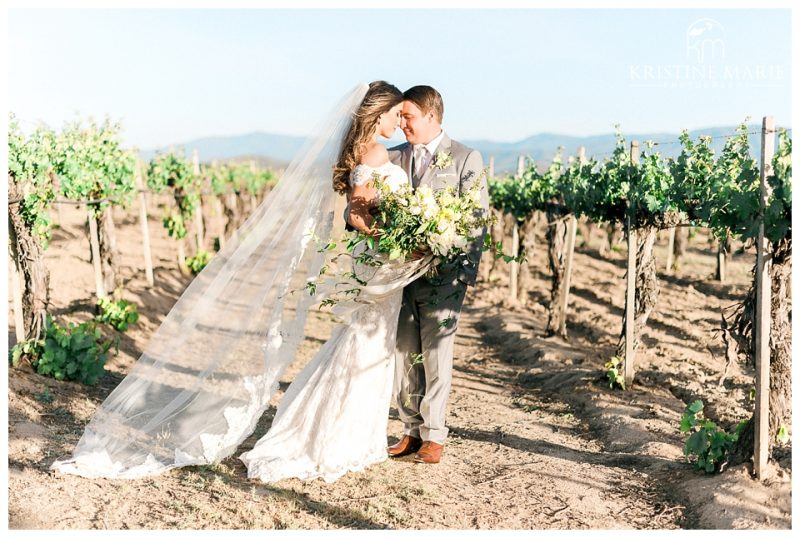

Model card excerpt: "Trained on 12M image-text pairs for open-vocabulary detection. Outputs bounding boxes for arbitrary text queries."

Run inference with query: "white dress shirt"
[413,130,445,178]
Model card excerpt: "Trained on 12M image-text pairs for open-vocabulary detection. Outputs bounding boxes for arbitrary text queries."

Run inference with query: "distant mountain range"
[139,124,791,175]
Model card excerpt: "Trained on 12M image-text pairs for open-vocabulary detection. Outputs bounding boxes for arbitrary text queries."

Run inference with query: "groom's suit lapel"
[420,133,455,192]
[401,143,413,186]
[389,143,413,188]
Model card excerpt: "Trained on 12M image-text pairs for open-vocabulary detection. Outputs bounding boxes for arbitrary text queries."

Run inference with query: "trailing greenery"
[96,297,140,332]
[9,314,116,385]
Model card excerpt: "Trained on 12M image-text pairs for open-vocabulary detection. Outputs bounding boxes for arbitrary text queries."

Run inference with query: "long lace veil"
[50,83,377,479]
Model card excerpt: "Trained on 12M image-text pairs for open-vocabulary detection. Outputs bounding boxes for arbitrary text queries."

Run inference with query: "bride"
[50,81,432,483]
[240,81,432,482]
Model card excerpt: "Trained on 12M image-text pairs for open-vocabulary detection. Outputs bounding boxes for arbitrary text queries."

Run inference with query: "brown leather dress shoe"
[413,441,443,464]
[387,435,423,457]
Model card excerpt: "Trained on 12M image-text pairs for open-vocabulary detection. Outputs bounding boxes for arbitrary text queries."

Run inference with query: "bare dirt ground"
[6,199,792,529]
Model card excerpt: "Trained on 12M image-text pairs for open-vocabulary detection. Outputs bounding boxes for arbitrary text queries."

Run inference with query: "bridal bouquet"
[303,172,492,310]
[351,174,491,263]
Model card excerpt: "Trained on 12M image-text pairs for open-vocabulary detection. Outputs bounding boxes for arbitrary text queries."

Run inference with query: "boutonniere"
[432,150,454,170]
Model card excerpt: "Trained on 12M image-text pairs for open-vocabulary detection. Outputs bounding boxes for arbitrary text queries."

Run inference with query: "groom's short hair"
[404,86,444,123]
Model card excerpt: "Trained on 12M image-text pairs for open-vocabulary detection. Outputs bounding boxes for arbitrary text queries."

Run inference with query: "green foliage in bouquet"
[367,174,492,261]
[303,172,492,309]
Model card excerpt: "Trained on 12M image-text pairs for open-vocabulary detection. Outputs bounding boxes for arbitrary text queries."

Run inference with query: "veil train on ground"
[49,83,381,479]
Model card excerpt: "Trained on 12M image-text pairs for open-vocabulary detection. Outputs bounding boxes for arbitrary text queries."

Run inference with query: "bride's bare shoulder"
[359,143,389,167]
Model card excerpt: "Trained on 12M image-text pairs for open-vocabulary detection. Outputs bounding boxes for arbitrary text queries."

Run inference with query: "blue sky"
[8,8,792,149]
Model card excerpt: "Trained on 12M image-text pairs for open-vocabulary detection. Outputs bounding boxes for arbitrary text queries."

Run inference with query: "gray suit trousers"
[393,273,467,444]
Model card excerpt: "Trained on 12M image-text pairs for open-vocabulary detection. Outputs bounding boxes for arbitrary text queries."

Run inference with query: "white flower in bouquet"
[452,233,468,250]
[437,190,457,208]
[415,186,438,220]
[436,217,454,234]
[467,187,482,206]
[428,231,455,257]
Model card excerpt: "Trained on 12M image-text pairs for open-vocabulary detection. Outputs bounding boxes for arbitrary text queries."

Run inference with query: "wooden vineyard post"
[624,141,639,388]
[227,160,239,243]
[104,203,119,289]
[558,147,583,337]
[227,188,239,244]
[9,242,25,343]
[88,206,106,299]
[510,223,519,301]
[192,149,205,253]
[665,226,676,274]
[135,160,155,286]
[754,116,775,479]
[509,155,525,302]
[716,239,727,282]
[176,236,187,275]
[480,155,497,284]
[175,188,188,275]
[106,203,118,252]
[212,160,226,250]
[250,160,258,212]
[56,199,65,228]
[560,214,578,337]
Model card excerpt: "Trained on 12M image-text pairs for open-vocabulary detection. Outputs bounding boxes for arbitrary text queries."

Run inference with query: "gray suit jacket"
[344,132,489,286]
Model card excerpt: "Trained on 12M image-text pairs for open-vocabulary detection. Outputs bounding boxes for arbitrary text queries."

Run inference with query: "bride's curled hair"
[332,80,403,195]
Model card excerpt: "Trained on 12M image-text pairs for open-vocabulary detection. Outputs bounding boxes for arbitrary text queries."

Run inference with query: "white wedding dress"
[239,161,415,483]
[48,84,437,483]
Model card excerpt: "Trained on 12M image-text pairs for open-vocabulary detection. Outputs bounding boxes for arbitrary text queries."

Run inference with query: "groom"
[386,85,489,464]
